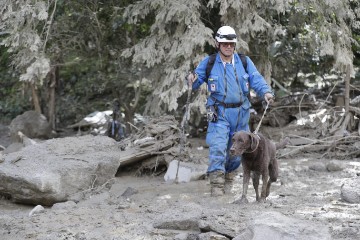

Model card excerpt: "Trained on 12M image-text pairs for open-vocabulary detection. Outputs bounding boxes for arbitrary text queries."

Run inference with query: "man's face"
[219,42,235,57]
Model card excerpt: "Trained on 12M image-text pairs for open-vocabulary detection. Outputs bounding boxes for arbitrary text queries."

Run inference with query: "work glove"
[186,72,197,87]
[264,92,274,105]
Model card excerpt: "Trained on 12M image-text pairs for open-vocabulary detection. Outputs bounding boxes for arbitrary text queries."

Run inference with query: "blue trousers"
[205,105,250,173]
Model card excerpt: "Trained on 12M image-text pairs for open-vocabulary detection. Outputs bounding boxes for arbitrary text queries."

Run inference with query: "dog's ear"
[250,133,259,151]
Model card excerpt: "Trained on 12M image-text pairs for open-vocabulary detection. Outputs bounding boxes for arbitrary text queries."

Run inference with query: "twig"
[279,134,360,158]
[271,78,291,94]
[91,174,98,189]
[278,143,329,158]
[10,156,23,164]
[316,81,339,112]
[63,157,89,163]
[350,83,360,92]
[298,93,308,120]
[42,0,57,52]
[349,106,360,116]
[127,121,140,131]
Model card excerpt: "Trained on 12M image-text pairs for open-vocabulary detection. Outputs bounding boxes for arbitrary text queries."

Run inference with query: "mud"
[0,125,359,239]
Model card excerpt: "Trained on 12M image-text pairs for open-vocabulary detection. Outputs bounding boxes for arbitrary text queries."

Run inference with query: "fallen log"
[118,138,176,167]
[349,106,360,116]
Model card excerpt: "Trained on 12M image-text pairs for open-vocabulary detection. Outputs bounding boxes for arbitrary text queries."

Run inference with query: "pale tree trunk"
[255,56,272,85]
[47,66,58,130]
[31,83,41,113]
[260,58,272,85]
[122,78,143,134]
[344,65,350,114]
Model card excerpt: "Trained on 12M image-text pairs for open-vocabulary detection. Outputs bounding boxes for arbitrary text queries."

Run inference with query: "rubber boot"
[224,171,237,194]
[208,171,225,197]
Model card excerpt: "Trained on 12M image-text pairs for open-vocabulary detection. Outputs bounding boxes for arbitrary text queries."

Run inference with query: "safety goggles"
[220,42,235,47]
[216,34,237,40]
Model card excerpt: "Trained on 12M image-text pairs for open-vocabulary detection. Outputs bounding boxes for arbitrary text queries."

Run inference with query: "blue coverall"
[192,53,272,174]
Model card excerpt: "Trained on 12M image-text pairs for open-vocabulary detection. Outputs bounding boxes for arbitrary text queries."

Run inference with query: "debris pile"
[117,115,193,175]
[253,81,360,159]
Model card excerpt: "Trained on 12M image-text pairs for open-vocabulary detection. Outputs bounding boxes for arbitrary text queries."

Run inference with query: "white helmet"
[215,26,237,43]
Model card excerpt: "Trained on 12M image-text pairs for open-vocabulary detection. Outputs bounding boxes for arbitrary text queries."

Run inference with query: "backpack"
[205,53,248,81]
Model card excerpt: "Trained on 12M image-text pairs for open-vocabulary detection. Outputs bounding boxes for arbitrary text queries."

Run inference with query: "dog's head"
[230,131,259,156]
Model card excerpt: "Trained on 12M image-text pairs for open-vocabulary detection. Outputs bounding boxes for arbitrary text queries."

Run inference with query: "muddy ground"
[0,123,360,239]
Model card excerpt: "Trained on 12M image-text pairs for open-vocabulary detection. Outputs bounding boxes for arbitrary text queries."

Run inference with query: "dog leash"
[253,101,269,135]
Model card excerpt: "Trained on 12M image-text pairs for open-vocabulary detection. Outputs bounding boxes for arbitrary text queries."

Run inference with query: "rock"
[326,160,344,172]
[234,211,331,240]
[2,142,23,154]
[9,110,54,142]
[198,232,229,240]
[121,187,138,197]
[29,205,45,217]
[309,162,327,172]
[0,135,120,205]
[199,217,238,238]
[164,160,207,183]
[341,178,360,203]
[3,132,38,154]
[18,131,38,147]
[51,201,77,210]
[154,218,200,231]
[174,233,190,240]
[0,124,11,148]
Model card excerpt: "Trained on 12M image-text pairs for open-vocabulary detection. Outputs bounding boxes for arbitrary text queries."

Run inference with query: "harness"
[205,53,248,80]
[210,96,242,108]
[206,53,248,131]
[207,53,248,109]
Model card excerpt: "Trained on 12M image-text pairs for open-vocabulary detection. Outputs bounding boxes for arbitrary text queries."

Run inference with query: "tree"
[1,0,150,131]
[122,0,357,117]
[0,0,358,132]
[0,0,56,115]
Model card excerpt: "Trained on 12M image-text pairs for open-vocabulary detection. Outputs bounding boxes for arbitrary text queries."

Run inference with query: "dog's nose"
[229,148,235,155]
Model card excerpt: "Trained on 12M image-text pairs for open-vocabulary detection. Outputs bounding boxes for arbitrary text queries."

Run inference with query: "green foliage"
[0,46,32,123]
[0,0,359,126]
[122,0,357,116]
[0,0,53,85]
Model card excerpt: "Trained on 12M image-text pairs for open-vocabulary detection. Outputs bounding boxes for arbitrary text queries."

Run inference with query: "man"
[187,26,274,196]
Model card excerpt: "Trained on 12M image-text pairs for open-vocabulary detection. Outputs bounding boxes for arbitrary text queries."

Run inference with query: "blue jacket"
[192,53,272,108]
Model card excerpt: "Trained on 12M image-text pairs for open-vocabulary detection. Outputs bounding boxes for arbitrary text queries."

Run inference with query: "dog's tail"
[275,137,290,150]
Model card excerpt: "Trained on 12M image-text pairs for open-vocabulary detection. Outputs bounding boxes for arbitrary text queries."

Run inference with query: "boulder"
[0,135,121,205]
[233,211,331,240]
[9,110,54,142]
[341,178,360,203]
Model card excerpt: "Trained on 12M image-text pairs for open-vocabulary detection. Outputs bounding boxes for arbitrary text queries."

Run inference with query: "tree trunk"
[48,66,58,130]
[344,65,350,113]
[263,59,272,86]
[124,108,135,134]
[31,83,41,113]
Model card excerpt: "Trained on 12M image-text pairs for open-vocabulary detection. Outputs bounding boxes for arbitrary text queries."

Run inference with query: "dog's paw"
[257,198,266,203]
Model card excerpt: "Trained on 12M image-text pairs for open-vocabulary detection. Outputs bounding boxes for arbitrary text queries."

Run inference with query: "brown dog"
[230,131,289,203]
